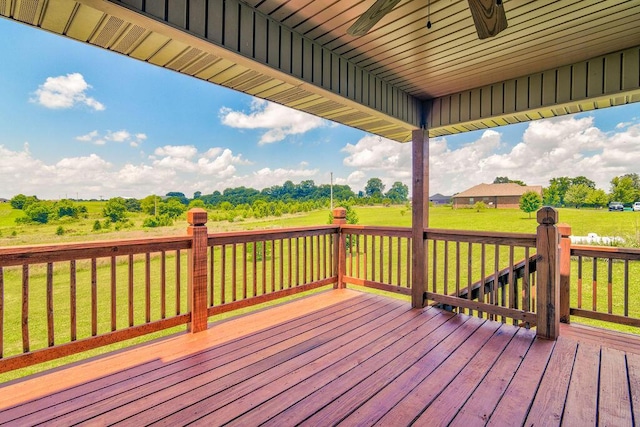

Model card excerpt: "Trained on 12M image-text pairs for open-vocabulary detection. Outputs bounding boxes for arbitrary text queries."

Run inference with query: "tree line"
[8,178,409,226]
[493,174,640,208]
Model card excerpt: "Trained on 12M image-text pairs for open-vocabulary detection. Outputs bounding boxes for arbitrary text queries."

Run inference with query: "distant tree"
[564,184,591,208]
[585,189,608,208]
[140,195,159,215]
[53,199,80,218]
[10,194,38,210]
[365,178,385,198]
[165,192,188,205]
[10,194,27,209]
[159,198,187,218]
[193,191,202,199]
[572,176,596,189]
[188,199,206,209]
[103,197,128,222]
[24,202,53,224]
[473,201,488,212]
[124,198,141,212]
[547,177,572,206]
[493,177,526,186]
[385,182,409,202]
[519,191,542,219]
[610,175,639,204]
[542,186,561,207]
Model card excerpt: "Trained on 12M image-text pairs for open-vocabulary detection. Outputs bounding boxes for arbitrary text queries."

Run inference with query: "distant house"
[452,183,543,209]
[429,193,452,205]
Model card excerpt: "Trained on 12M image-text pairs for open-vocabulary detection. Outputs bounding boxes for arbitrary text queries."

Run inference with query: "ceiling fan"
[347,0,508,40]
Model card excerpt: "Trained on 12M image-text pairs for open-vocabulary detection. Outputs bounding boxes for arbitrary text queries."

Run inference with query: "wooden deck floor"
[1,289,639,426]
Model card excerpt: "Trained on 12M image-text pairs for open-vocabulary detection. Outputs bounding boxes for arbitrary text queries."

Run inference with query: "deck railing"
[0,235,193,373]
[559,224,640,328]
[1,206,603,374]
[340,224,538,327]
[0,209,339,373]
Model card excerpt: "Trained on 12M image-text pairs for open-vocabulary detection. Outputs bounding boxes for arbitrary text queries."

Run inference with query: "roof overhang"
[2,0,640,141]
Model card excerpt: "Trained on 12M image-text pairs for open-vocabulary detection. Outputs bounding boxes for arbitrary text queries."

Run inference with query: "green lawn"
[1,203,639,383]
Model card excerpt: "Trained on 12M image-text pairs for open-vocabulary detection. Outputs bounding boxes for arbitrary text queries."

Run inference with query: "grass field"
[1,202,640,383]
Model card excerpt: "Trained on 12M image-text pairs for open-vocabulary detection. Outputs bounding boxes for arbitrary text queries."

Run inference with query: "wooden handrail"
[0,236,192,267]
[454,255,537,301]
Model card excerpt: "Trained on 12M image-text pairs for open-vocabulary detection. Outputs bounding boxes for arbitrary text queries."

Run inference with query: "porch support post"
[187,208,209,333]
[333,207,347,289]
[411,129,429,308]
[536,207,560,339]
[558,223,572,324]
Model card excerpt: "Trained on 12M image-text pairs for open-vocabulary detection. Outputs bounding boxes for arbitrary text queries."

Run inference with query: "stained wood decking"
[0,289,639,426]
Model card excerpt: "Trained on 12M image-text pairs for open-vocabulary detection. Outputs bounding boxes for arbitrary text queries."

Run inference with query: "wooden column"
[187,208,208,333]
[411,129,429,308]
[536,207,560,339]
[333,207,347,289]
[558,223,572,324]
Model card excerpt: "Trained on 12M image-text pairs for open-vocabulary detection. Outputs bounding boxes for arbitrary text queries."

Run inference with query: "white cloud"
[428,115,640,195]
[76,129,146,147]
[32,73,105,111]
[153,145,198,159]
[220,99,329,144]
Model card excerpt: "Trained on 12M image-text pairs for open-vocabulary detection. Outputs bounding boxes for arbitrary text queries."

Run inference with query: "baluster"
[624,260,629,317]
[397,237,401,287]
[221,245,227,304]
[232,244,238,301]
[467,242,473,317]
[388,236,393,285]
[522,247,529,314]
[22,265,29,353]
[592,257,598,312]
[271,240,276,293]
[209,246,214,307]
[456,241,461,313]
[91,258,97,336]
[480,244,486,318]
[161,250,167,318]
[176,249,181,315]
[607,258,613,314]
[262,240,267,295]
[70,260,77,341]
[577,256,583,309]
[128,254,134,326]
[509,246,515,323]
[111,256,117,330]
[432,239,438,295]
[0,267,3,357]
[145,253,151,323]
[47,263,54,346]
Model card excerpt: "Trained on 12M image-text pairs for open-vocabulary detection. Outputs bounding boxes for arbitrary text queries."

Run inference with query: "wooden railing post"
[333,207,347,289]
[187,208,208,333]
[411,129,429,309]
[536,207,560,339]
[558,223,572,324]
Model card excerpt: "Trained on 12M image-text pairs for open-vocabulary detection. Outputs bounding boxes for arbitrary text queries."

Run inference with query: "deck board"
[561,342,600,426]
[449,328,536,426]
[1,289,640,426]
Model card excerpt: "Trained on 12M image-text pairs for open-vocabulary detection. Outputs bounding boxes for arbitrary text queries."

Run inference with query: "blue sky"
[1,17,639,201]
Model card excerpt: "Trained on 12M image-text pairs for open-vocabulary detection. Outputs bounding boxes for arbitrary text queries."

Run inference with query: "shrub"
[55,226,64,236]
[93,220,102,231]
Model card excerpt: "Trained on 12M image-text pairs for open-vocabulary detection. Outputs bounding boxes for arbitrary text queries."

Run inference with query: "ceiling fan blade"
[347,0,403,36]
[467,0,508,39]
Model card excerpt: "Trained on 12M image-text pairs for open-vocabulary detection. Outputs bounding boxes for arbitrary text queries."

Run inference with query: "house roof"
[429,193,451,200]
[453,183,543,199]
